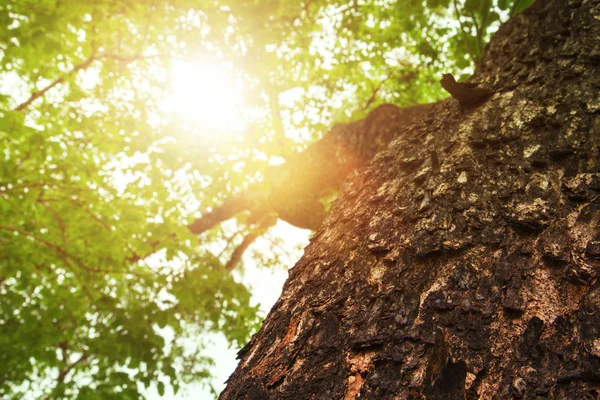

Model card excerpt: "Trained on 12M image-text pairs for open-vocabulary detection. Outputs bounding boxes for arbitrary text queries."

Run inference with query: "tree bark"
[221,0,600,398]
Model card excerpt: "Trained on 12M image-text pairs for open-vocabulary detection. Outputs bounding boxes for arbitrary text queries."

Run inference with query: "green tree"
[0,0,531,398]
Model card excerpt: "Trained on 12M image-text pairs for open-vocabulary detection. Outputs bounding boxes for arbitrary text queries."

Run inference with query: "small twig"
[0,225,151,277]
[14,55,96,111]
[217,230,243,259]
[260,235,297,264]
[468,10,482,61]
[362,72,390,111]
[267,86,287,155]
[67,198,111,231]
[510,0,522,17]
[478,5,489,53]
[55,350,90,389]
[452,0,476,63]
[0,183,94,193]
[12,151,31,172]
[37,199,67,244]
[14,46,167,113]
[126,241,160,266]
[0,225,85,269]
[225,216,277,271]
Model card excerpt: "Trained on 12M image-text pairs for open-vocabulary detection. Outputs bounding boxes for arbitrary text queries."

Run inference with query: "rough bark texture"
[268,102,433,230]
[221,0,600,399]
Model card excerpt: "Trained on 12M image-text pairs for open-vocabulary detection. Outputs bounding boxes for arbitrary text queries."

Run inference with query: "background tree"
[0,0,532,398]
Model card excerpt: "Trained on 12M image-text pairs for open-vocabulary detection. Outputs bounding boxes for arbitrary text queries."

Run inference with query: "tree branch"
[37,199,67,245]
[510,0,522,17]
[362,75,389,111]
[187,190,270,235]
[225,216,278,271]
[267,86,288,155]
[187,102,435,235]
[13,45,167,113]
[468,10,482,61]
[67,198,111,231]
[52,348,90,398]
[57,352,89,384]
[14,56,97,112]
[0,225,151,277]
[217,229,243,260]
[452,0,476,63]
[477,7,489,57]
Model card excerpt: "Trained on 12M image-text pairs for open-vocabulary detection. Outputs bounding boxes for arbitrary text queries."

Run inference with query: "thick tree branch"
[187,190,271,235]
[188,102,435,234]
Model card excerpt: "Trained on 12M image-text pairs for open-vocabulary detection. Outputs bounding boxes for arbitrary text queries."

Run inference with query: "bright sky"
[145,221,309,400]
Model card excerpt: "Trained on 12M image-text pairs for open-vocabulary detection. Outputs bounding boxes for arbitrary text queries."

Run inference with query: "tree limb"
[49,348,90,400]
[187,190,271,235]
[14,44,166,113]
[187,102,435,235]
[468,10,482,61]
[57,351,89,384]
[225,215,278,271]
[14,56,97,112]
[362,74,389,111]
[0,225,152,277]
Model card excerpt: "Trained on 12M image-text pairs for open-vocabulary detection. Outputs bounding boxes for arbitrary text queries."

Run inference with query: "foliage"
[0,0,531,398]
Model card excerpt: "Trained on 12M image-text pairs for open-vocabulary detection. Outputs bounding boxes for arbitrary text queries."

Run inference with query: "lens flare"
[166,60,245,133]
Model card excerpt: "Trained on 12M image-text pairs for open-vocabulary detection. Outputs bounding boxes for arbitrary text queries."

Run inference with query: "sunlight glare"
[166,60,246,133]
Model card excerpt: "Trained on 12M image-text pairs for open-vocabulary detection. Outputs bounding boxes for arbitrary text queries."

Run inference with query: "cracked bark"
[220,0,600,399]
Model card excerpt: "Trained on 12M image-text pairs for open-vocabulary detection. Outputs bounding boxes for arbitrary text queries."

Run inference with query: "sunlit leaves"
[0,1,258,398]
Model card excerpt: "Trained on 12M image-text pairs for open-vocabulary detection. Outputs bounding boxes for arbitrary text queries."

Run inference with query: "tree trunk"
[221,0,600,398]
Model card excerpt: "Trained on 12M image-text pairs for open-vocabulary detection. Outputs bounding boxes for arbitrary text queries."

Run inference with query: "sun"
[166,60,246,133]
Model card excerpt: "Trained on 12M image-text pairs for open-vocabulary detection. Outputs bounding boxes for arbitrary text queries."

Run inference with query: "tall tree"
[221,0,600,398]
[0,0,533,398]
